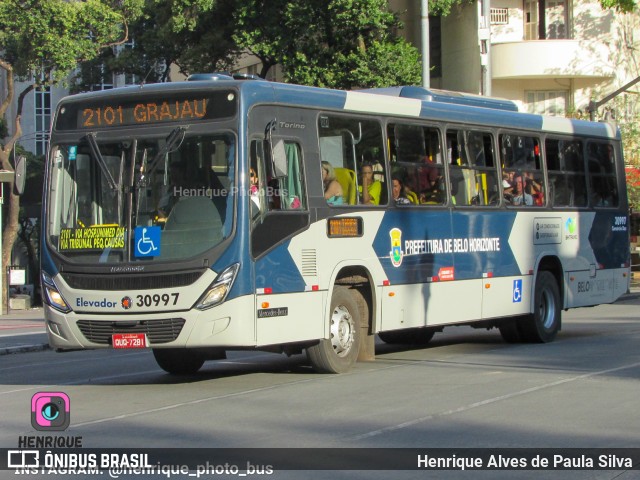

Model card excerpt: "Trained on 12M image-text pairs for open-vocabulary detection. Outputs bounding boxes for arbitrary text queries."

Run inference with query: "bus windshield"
[46,131,235,264]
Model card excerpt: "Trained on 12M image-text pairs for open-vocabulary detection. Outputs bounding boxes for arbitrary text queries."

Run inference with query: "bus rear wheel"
[520,271,561,343]
[378,328,435,345]
[307,286,362,373]
[153,348,205,375]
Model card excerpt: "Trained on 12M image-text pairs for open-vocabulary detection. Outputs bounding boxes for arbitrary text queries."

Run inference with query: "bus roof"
[57,77,620,140]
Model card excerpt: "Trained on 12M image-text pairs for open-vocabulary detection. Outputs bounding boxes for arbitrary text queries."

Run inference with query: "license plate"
[112,333,147,349]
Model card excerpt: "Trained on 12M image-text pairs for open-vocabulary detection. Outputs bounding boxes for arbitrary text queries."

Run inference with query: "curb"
[0,343,50,356]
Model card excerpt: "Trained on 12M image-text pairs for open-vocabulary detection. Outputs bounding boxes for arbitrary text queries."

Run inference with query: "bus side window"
[320,115,386,206]
[390,124,444,205]
[448,129,498,206]
[249,140,265,219]
[588,142,618,208]
[266,141,306,211]
[500,134,544,207]
[546,138,587,207]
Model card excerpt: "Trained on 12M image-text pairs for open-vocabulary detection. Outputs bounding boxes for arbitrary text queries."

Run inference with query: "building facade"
[394,0,640,117]
[2,0,639,155]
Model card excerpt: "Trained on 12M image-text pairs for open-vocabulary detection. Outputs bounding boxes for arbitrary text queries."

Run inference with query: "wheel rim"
[538,287,556,330]
[330,304,355,357]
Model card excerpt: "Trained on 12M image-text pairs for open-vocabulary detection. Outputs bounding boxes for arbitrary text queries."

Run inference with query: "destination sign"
[58,226,126,251]
[55,91,237,131]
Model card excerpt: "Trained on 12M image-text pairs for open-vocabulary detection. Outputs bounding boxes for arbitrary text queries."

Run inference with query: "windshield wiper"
[85,133,118,191]
[139,126,188,187]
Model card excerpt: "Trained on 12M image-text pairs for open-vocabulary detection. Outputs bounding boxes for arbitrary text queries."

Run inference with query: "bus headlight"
[196,263,240,310]
[42,272,72,313]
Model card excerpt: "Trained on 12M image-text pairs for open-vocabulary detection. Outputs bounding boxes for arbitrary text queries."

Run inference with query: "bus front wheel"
[307,286,362,373]
[520,271,561,343]
[153,348,205,375]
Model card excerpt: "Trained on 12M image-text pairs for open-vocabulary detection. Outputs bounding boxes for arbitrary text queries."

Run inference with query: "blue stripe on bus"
[374,210,519,282]
[589,211,629,268]
[254,240,307,294]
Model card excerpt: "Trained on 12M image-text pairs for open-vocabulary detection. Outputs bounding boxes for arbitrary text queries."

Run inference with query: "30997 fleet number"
[136,293,179,307]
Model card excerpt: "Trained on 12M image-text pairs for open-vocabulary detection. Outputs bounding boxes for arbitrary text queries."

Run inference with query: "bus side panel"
[482,275,533,318]
[565,269,614,307]
[380,284,426,331]
[255,291,324,346]
[426,280,483,326]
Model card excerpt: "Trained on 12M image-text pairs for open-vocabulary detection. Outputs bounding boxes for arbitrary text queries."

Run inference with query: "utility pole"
[587,75,640,121]
[479,0,492,96]
[421,0,430,88]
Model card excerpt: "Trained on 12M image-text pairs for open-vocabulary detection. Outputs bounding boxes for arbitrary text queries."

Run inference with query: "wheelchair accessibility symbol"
[512,279,523,303]
[134,226,161,257]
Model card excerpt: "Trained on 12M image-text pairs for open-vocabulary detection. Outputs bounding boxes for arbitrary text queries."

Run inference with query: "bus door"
[248,106,323,345]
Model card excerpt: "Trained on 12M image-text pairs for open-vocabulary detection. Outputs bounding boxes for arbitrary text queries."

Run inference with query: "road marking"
[351,360,640,441]
[0,324,44,331]
[71,377,321,429]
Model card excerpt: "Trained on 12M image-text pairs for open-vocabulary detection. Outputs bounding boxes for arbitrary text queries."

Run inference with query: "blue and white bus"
[42,74,630,374]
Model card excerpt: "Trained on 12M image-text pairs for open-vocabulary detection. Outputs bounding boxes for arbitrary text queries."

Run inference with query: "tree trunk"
[0,80,32,313]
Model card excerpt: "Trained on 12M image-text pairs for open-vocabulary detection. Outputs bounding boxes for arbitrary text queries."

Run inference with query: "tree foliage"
[0,0,143,310]
[599,0,637,12]
[234,0,422,89]
[71,0,239,91]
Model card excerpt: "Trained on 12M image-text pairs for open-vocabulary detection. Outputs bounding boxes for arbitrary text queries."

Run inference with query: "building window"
[490,8,509,25]
[34,87,51,156]
[525,90,568,116]
[118,38,140,85]
[524,0,567,40]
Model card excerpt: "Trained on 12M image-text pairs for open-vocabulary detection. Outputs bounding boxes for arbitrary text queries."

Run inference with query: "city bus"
[41,74,630,374]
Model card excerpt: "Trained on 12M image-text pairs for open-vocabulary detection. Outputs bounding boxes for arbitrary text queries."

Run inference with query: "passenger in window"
[359,162,382,205]
[510,174,534,206]
[524,172,544,206]
[391,175,412,205]
[421,156,441,190]
[248,167,262,208]
[321,161,344,206]
[419,176,443,204]
[502,175,514,197]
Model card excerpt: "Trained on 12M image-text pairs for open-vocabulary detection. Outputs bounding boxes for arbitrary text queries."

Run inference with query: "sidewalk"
[0,306,48,355]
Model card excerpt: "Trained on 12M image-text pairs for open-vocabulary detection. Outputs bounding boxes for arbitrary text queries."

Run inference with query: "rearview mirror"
[271,139,287,178]
[14,155,26,196]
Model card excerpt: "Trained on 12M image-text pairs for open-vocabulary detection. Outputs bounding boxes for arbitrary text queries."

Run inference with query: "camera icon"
[31,392,70,431]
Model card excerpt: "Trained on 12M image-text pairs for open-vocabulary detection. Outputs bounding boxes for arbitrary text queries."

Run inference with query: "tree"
[71,0,239,91]
[233,0,422,89]
[599,0,637,12]
[0,0,143,311]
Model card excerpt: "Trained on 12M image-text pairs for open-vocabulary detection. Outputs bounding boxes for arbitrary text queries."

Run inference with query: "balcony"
[491,40,615,80]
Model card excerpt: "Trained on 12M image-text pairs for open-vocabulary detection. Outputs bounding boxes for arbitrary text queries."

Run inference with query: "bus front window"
[47,133,235,264]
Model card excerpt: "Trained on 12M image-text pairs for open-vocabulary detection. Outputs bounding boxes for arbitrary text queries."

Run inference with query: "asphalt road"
[1,296,639,480]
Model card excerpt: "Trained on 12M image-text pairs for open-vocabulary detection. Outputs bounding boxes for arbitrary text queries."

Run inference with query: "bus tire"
[307,286,362,373]
[153,348,205,375]
[520,271,561,343]
[498,318,523,343]
[378,328,435,345]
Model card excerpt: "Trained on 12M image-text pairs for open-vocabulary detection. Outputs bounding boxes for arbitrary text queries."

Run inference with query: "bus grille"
[62,271,204,291]
[77,318,186,345]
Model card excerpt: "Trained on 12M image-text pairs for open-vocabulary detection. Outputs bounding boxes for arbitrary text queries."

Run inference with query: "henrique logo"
[75,297,117,308]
